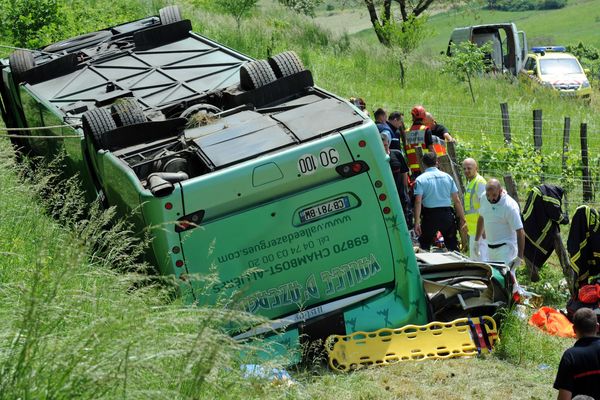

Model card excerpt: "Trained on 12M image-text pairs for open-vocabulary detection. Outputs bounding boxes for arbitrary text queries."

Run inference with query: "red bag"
[528,306,575,338]
[578,284,600,304]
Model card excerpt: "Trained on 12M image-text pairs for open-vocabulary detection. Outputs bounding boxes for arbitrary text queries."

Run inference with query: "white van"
[447,23,528,75]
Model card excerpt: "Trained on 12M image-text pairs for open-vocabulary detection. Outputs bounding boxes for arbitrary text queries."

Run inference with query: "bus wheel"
[43,31,112,53]
[268,51,305,78]
[82,107,117,149]
[110,98,146,127]
[159,5,182,25]
[9,50,34,84]
[239,60,277,91]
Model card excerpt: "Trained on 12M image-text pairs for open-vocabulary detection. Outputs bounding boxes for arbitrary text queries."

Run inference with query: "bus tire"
[110,98,146,127]
[268,51,305,78]
[239,60,277,91]
[43,31,112,53]
[82,107,117,149]
[9,50,34,84]
[159,5,182,25]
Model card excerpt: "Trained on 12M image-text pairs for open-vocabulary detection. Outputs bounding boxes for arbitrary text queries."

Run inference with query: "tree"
[363,0,431,46]
[567,42,600,85]
[0,0,59,48]
[363,0,468,46]
[376,14,429,87]
[278,0,323,17]
[442,41,493,103]
[217,0,258,30]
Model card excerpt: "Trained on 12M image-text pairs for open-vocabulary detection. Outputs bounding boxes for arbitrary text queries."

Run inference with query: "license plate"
[300,197,350,223]
[559,90,577,96]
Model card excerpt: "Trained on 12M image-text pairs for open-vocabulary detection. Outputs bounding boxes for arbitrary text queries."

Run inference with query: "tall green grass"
[0,142,295,399]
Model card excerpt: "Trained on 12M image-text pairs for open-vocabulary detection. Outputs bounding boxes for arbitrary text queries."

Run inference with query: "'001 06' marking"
[297,147,340,175]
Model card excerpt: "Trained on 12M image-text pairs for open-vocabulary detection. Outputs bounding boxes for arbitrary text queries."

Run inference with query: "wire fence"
[382,101,600,210]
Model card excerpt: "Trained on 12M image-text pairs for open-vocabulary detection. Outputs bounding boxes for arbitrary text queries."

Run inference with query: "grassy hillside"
[0,0,597,398]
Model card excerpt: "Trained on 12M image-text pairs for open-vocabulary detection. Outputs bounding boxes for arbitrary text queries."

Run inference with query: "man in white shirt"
[474,178,525,269]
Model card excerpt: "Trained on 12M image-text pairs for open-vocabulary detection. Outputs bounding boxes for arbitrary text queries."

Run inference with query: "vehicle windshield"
[540,58,582,75]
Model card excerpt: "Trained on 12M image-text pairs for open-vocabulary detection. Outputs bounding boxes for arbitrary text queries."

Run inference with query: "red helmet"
[411,105,426,121]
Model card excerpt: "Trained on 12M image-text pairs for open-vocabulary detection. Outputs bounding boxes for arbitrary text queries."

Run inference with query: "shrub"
[0,0,60,48]
[278,0,324,17]
[539,0,567,9]
[567,42,600,85]
[487,0,567,11]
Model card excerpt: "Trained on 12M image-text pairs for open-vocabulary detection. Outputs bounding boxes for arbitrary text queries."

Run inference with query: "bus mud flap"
[325,316,497,372]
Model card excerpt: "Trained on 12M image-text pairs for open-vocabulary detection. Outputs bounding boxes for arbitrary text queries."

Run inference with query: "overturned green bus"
[0,6,428,357]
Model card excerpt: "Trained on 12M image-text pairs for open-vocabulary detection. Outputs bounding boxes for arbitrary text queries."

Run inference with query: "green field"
[422,0,600,56]
[0,0,597,398]
[323,0,600,55]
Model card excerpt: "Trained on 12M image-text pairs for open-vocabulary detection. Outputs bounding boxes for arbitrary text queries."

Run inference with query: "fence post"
[500,102,511,144]
[561,117,571,214]
[438,154,464,199]
[437,153,467,250]
[504,174,519,205]
[533,109,544,183]
[553,231,577,299]
[596,158,600,204]
[446,141,465,195]
[580,123,593,202]
[447,140,458,163]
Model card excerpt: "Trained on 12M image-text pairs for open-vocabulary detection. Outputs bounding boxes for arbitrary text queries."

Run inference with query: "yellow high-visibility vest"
[464,174,486,234]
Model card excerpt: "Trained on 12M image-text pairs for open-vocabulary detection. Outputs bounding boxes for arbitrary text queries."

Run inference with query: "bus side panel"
[17,87,98,201]
[139,188,188,280]
[1,69,31,151]
[342,125,427,331]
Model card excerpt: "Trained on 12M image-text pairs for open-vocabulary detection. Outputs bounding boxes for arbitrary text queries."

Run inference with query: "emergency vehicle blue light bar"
[531,46,566,53]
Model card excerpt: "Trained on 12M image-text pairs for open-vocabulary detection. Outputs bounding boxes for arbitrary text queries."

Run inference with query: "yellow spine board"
[326,316,497,372]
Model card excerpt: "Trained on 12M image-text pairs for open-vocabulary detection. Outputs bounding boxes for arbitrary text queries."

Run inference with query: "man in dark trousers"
[413,151,466,251]
[554,307,600,400]
[381,133,412,228]
[374,108,391,140]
